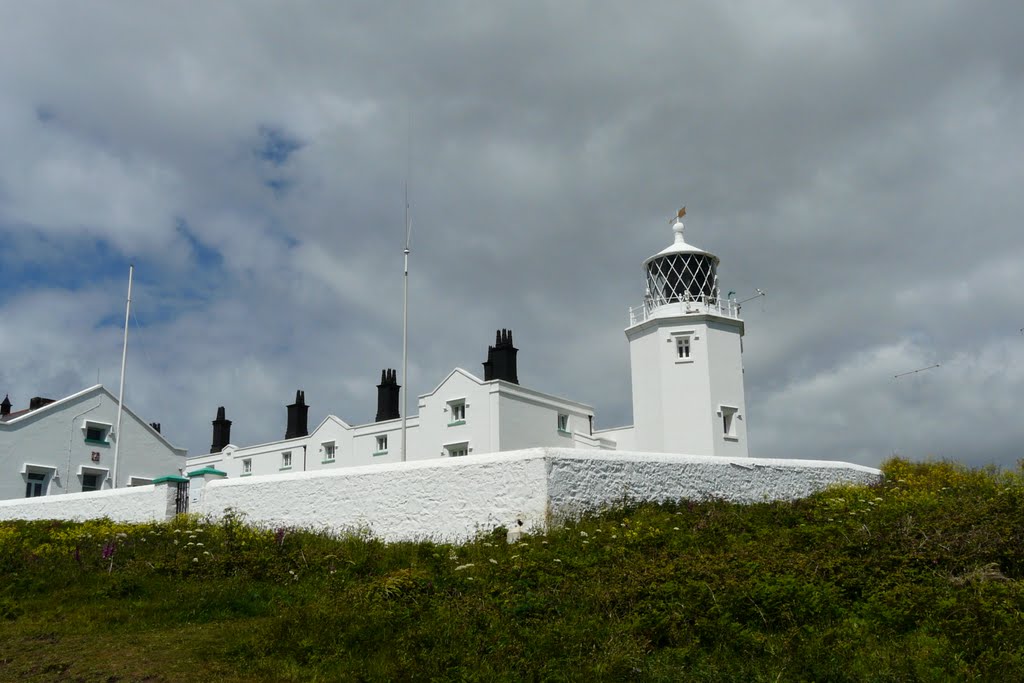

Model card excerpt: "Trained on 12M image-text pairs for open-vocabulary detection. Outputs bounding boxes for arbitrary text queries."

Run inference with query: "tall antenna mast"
[400,117,412,463]
[112,264,133,489]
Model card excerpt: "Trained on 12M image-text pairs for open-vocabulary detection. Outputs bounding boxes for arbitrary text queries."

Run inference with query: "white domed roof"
[642,217,719,268]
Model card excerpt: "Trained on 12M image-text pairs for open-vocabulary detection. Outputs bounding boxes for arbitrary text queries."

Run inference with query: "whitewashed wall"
[0,449,884,541]
[196,449,882,542]
[0,483,178,523]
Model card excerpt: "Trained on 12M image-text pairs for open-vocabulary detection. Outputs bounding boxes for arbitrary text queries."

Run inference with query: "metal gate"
[174,480,189,515]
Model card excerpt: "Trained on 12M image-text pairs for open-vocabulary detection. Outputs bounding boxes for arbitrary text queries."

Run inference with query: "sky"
[1,2,1023,469]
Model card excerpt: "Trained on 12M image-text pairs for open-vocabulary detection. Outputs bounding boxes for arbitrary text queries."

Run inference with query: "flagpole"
[112,264,133,489]
[403,184,411,464]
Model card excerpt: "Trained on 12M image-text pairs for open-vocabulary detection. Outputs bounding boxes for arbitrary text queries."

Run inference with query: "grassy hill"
[1,458,1023,681]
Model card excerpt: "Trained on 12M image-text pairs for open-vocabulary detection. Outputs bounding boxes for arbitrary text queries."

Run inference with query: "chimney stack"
[210,406,232,453]
[1,394,10,418]
[29,396,55,411]
[150,422,161,433]
[286,390,309,439]
[482,329,519,384]
[376,369,400,422]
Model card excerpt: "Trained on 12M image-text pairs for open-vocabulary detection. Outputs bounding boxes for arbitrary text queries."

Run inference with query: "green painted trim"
[321,459,336,464]
[187,467,227,478]
[84,438,110,446]
[153,475,188,484]
[279,466,292,471]
[372,450,388,456]
[240,472,252,477]
[448,420,466,427]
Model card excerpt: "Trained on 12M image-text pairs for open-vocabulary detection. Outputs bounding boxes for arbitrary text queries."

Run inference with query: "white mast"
[112,264,133,488]
[401,182,411,462]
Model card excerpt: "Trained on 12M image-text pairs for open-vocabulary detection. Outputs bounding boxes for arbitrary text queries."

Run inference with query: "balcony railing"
[628,295,741,326]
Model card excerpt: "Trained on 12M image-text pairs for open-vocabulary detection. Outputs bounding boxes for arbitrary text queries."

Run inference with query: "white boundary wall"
[0,449,882,541]
[197,449,881,542]
[0,484,177,524]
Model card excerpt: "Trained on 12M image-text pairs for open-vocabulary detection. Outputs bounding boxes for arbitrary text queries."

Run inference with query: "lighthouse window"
[375,435,389,454]
[676,336,691,359]
[720,406,739,440]
[280,451,292,470]
[557,414,570,434]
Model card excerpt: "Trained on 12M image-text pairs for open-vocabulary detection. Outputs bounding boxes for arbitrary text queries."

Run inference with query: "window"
[242,458,252,475]
[557,413,570,434]
[676,336,691,360]
[25,472,46,498]
[322,441,336,462]
[128,477,153,487]
[448,400,466,425]
[720,406,739,440]
[375,435,388,454]
[82,473,99,492]
[83,420,111,445]
[280,451,292,470]
[445,442,469,457]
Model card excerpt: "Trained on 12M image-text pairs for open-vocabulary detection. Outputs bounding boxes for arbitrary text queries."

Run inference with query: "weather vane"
[671,206,686,223]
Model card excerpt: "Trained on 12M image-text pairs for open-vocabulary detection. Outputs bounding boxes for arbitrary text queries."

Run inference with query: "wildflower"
[203,551,211,556]
[483,542,494,547]
[673,527,680,531]
[102,542,116,560]
[489,558,498,565]
[510,555,520,560]
[455,563,474,571]
[612,535,618,539]
[553,559,562,563]
[196,542,204,547]
[579,531,588,537]
[582,540,589,545]
[116,533,128,539]
[173,539,179,545]
[192,557,198,563]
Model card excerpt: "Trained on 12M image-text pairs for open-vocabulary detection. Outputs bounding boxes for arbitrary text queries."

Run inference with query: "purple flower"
[275,528,286,547]
[102,541,116,560]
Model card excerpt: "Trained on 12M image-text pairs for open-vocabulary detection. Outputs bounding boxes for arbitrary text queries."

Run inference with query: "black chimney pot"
[482,329,519,384]
[0,394,10,417]
[28,396,55,411]
[376,369,401,422]
[286,390,309,439]
[210,406,232,453]
[150,422,161,433]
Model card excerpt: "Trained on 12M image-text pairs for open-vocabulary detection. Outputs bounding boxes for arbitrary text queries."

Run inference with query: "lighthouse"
[625,208,749,457]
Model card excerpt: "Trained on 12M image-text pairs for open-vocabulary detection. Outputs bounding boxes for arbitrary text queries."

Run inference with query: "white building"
[186,209,749,478]
[0,385,188,500]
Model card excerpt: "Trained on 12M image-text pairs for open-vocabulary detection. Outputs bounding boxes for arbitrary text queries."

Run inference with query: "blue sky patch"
[256,125,303,167]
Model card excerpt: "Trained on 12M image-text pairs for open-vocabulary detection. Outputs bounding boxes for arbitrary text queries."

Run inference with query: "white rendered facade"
[185,368,612,478]
[0,385,188,501]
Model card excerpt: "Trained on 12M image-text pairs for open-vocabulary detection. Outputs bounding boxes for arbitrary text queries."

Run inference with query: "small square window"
[676,336,691,360]
[242,458,252,475]
[84,423,110,444]
[557,414,569,433]
[448,400,466,425]
[375,435,388,454]
[322,442,336,462]
[281,451,292,469]
[446,442,469,457]
[82,473,100,492]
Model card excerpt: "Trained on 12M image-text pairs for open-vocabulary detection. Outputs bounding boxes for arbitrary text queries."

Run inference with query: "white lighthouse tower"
[625,208,749,457]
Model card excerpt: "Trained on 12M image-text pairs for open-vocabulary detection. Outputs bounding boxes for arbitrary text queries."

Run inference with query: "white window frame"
[444,441,470,457]
[280,451,292,470]
[76,465,109,492]
[671,331,694,363]
[241,458,252,476]
[128,476,153,487]
[22,464,57,498]
[557,413,570,434]
[322,441,337,463]
[375,434,389,455]
[82,419,113,444]
[447,399,467,425]
[718,405,739,441]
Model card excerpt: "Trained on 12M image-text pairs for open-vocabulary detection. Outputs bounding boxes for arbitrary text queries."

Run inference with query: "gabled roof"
[0,384,187,455]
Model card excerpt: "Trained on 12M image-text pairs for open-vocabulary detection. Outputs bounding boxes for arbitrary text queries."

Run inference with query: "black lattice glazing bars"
[645,253,719,306]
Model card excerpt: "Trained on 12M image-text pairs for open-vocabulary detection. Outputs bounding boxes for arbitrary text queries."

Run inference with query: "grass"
[1,457,1024,681]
